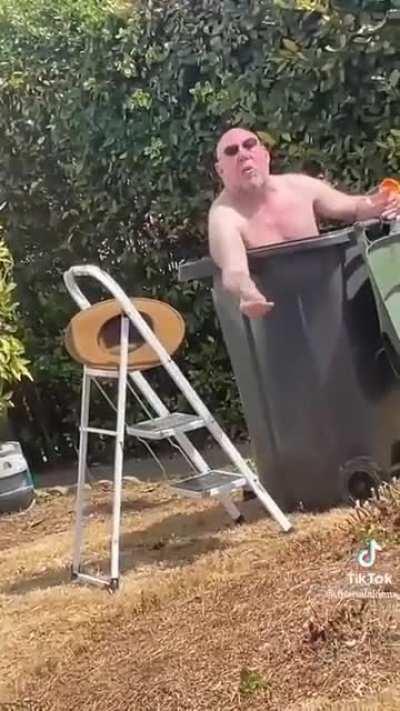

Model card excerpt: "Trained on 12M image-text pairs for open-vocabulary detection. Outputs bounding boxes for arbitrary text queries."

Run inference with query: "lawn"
[0,478,399,710]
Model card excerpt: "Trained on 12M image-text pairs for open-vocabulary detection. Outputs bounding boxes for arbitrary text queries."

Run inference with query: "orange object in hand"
[379,178,400,195]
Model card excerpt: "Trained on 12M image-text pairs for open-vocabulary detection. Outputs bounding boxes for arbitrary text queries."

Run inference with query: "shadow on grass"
[85,495,166,517]
[1,498,267,596]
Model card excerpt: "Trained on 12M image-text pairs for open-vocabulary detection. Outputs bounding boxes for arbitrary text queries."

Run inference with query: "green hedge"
[0,228,31,426]
[0,0,399,465]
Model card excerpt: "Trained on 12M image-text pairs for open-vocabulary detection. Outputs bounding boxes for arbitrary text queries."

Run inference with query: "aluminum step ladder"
[64,265,293,591]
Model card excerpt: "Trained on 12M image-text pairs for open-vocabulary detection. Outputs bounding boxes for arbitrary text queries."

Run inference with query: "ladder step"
[126,412,206,440]
[170,470,246,499]
[71,571,113,589]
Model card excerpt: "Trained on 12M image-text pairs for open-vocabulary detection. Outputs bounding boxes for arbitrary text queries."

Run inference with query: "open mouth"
[242,166,256,176]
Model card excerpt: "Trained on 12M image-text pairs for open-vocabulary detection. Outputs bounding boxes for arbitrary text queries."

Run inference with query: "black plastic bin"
[179,223,400,512]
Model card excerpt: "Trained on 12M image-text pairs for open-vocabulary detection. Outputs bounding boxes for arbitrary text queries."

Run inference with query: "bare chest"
[241,189,318,248]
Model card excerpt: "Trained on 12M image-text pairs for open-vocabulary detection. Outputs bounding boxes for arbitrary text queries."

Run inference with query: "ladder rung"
[82,427,117,436]
[126,412,206,440]
[71,572,112,588]
[86,368,122,379]
[170,470,246,499]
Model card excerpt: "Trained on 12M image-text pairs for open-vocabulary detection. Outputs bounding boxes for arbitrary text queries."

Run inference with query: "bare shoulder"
[282,172,324,194]
[209,190,239,213]
[208,193,244,230]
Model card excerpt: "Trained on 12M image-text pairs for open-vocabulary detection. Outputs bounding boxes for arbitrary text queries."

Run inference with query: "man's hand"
[239,280,274,319]
[221,269,274,318]
[356,190,400,222]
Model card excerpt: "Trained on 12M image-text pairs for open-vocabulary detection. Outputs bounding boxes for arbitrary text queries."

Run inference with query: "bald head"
[215,127,270,195]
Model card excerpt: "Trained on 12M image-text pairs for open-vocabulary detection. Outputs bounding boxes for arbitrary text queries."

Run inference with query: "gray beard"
[238,174,267,194]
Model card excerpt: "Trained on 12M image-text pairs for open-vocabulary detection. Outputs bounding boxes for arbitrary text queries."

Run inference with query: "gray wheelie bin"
[179,222,400,512]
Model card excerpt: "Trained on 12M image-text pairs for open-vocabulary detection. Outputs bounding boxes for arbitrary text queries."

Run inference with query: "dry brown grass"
[0,479,399,710]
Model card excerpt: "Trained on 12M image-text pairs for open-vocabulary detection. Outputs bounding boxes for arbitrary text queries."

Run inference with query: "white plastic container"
[0,441,34,514]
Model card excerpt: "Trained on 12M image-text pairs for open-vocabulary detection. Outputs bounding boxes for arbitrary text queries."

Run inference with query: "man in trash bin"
[208,127,400,319]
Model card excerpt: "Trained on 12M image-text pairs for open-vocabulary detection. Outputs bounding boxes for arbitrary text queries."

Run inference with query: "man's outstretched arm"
[297,175,400,223]
[208,205,274,318]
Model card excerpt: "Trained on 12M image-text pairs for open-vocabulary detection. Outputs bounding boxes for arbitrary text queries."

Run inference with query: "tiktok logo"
[357,539,382,568]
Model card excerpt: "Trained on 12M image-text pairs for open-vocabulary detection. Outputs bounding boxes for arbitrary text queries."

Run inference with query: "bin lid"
[178,220,383,282]
[354,221,400,373]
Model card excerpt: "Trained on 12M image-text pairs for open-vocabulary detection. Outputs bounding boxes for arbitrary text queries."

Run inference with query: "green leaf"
[257,130,277,147]
[282,38,300,53]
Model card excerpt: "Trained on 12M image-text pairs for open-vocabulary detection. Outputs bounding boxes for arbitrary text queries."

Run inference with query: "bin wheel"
[339,456,386,506]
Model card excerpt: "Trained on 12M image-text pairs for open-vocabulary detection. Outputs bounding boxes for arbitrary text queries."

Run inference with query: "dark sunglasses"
[223,136,259,157]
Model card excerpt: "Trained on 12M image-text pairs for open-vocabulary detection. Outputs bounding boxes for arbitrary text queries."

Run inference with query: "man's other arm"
[295,175,400,223]
[208,205,273,318]
[208,205,251,293]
